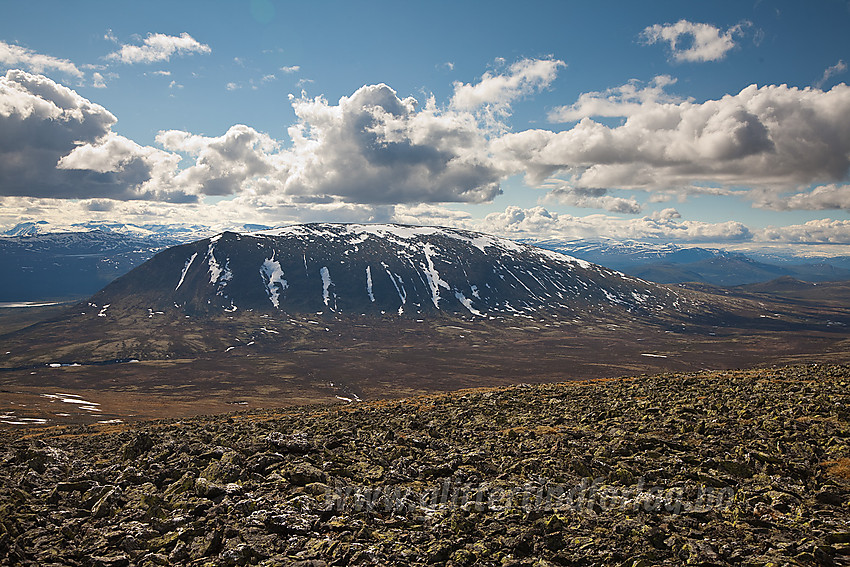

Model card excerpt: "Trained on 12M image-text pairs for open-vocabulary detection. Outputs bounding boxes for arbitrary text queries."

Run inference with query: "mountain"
[92,223,696,320]
[528,238,728,267]
[629,256,850,286]
[2,220,51,237]
[0,230,181,301]
[529,239,850,286]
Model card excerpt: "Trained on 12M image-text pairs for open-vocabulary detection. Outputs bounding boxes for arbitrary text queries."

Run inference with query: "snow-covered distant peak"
[0,220,217,242]
[252,222,443,239]
[2,221,81,237]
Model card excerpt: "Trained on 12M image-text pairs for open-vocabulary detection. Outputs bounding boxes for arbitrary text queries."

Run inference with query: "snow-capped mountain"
[92,223,698,319]
[4,221,849,303]
[2,221,52,237]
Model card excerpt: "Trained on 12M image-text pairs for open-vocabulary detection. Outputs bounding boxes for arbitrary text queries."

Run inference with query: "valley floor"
[2,316,850,427]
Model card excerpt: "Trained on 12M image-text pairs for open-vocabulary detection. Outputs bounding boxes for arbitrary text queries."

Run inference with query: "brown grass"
[822,458,850,480]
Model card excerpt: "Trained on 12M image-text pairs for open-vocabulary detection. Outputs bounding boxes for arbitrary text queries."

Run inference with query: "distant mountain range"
[528,239,850,286]
[0,221,267,301]
[0,230,181,301]
[3,221,850,301]
[2,220,223,241]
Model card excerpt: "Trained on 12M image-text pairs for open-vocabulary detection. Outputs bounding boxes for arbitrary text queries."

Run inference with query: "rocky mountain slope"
[1,364,848,566]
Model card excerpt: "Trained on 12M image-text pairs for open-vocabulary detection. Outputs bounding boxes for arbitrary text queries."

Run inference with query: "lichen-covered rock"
[0,364,848,566]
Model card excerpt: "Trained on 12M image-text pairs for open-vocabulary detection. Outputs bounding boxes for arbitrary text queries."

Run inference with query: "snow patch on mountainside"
[382,262,407,314]
[365,266,375,302]
[455,291,483,316]
[421,243,450,308]
[532,246,592,269]
[260,256,287,308]
[176,252,198,291]
[207,244,222,284]
[320,266,333,307]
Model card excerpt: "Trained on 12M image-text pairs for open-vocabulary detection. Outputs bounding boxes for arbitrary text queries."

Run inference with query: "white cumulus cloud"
[0,70,511,206]
[451,58,565,118]
[752,184,850,211]
[155,83,508,204]
[278,84,503,203]
[496,83,850,203]
[107,32,211,64]
[548,75,686,122]
[758,219,850,244]
[0,69,186,201]
[7,59,850,230]
[157,125,279,196]
[641,20,749,63]
[816,60,847,88]
[0,40,83,78]
[87,80,509,204]
[543,187,643,214]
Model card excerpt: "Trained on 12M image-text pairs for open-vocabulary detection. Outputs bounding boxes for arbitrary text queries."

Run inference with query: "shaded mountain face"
[92,223,695,319]
[0,231,180,301]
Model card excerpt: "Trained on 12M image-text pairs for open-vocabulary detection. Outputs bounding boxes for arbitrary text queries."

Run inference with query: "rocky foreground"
[1,365,848,566]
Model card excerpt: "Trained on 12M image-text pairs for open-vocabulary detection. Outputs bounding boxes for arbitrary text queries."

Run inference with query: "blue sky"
[1,0,849,250]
